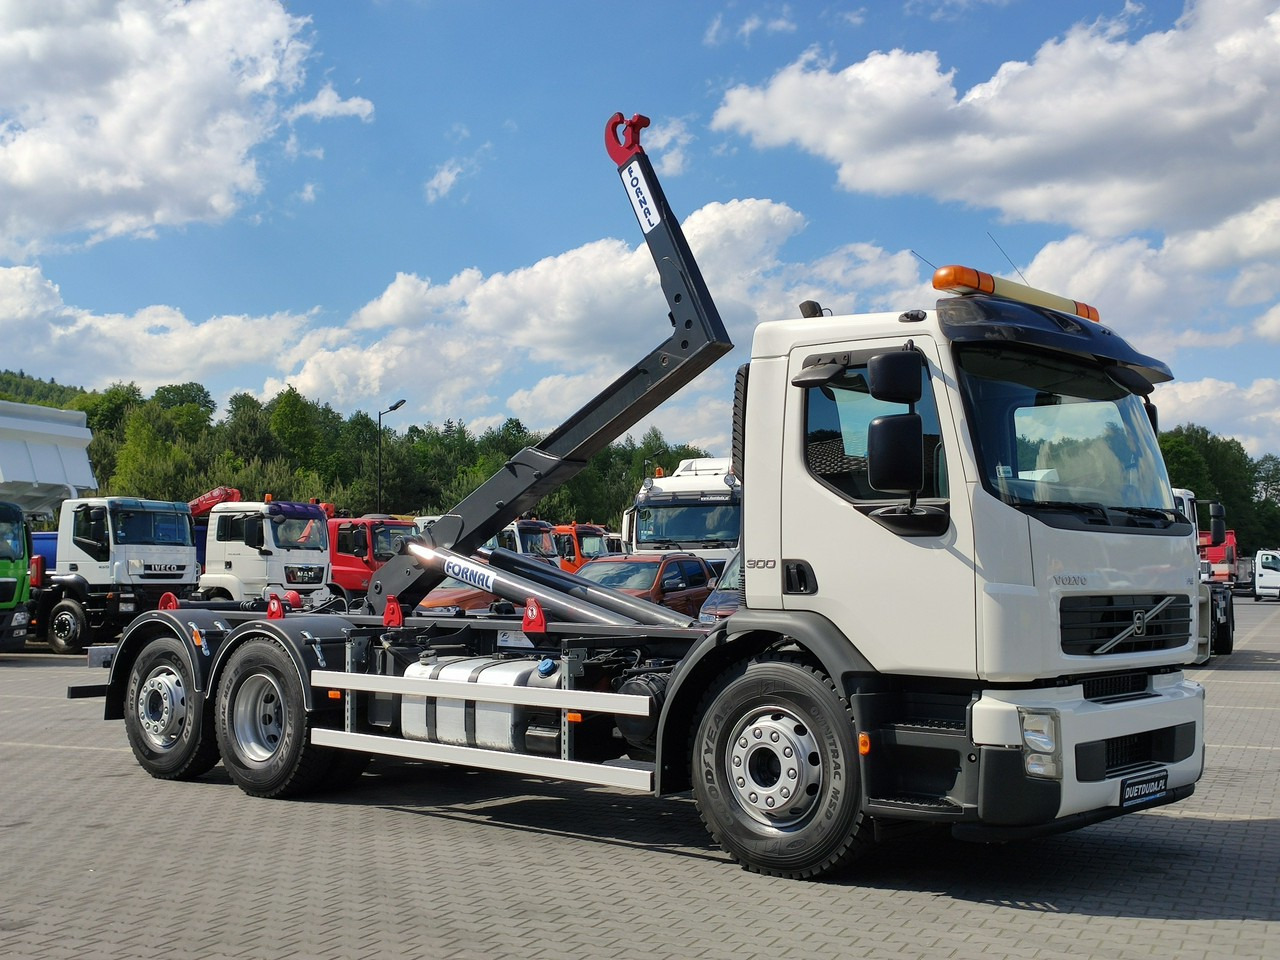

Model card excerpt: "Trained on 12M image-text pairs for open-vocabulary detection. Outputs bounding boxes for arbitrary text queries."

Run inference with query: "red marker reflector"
[383,595,404,628]
[524,597,547,633]
[158,592,180,611]
[932,264,1100,322]
[266,594,285,619]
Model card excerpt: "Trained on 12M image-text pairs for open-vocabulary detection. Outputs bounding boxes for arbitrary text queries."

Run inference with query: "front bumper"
[968,672,1204,827]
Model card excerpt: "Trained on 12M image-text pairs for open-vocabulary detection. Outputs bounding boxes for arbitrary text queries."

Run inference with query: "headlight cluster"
[1018,708,1061,779]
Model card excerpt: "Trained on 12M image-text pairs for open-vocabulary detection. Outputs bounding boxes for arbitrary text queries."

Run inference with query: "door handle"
[783,560,818,595]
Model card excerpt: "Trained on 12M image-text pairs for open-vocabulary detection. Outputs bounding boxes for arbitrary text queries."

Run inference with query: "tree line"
[0,370,705,529]
[4,369,1280,551]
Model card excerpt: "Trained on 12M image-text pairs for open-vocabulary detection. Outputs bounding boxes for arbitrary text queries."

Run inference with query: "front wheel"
[46,598,90,655]
[691,654,872,878]
[124,636,220,779]
[215,638,332,798]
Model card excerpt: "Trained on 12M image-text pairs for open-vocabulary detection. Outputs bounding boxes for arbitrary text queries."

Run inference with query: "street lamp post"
[377,399,406,513]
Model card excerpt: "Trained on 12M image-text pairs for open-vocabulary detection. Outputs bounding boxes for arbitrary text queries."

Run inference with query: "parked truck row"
[69,112,1210,880]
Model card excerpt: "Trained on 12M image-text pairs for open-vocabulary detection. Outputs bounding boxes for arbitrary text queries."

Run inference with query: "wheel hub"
[726,707,824,827]
[231,672,286,763]
[52,611,79,643]
[136,669,188,749]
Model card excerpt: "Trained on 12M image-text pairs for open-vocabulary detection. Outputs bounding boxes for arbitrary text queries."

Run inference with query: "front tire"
[124,636,220,779]
[46,598,90,655]
[692,654,872,878]
[215,638,331,798]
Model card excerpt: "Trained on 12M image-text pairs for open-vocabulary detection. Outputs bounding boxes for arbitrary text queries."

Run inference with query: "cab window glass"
[803,363,947,500]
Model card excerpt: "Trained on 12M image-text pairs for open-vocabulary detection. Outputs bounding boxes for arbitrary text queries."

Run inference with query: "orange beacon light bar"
[932,265,1100,323]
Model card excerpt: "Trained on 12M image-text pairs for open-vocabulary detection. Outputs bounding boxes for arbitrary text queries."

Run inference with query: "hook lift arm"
[366,112,733,613]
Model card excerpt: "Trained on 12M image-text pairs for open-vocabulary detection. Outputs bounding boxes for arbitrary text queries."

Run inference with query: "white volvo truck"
[72,112,1205,880]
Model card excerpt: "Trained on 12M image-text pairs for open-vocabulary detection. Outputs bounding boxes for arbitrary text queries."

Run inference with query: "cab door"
[775,336,977,678]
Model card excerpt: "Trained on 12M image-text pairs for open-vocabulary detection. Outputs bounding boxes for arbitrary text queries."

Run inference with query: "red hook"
[605,112,650,166]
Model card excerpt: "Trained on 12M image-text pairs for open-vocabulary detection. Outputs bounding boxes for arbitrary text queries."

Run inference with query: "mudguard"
[105,610,354,720]
[653,608,877,794]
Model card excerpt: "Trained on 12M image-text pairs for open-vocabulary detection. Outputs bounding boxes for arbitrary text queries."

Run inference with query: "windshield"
[579,533,608,558]
[272,516,328,550]
[635,502,741,548]
[0,506,24,561]
[110,507,194,547]
[956,344,1176,525]
[518,529,558,559]
[372,523,410,561]
[577,560,659,590]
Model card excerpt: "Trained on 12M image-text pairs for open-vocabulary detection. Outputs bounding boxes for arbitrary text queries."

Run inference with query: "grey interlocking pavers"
[2,607,1279,960]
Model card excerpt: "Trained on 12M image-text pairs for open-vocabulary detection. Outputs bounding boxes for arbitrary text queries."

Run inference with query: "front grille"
[1107,732,1152,771]
[1060,594,1191,656]
[1074,721,1197,781]
[1081,672,1150,702]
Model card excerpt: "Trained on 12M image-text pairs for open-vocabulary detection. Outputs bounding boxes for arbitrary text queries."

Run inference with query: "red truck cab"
[329,516,417,597]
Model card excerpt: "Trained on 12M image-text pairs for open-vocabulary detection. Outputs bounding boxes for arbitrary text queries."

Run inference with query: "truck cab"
[199,500,331,603]
[0,501,34,652]
[329,516,417,598]
[624,457,740,574]
[38,497,198,653]
[1255,550,1280,601]
[552,522,609,573]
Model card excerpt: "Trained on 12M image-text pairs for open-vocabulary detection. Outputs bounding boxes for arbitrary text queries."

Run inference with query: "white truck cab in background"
[37,497,197,653]
[199,500,331,603]
[1255,549,1280,601]
[623,457,740,574]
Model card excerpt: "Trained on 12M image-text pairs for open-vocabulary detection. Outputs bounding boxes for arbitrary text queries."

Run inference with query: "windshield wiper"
[1019,500,1111,523]
[1108,506,1178,526]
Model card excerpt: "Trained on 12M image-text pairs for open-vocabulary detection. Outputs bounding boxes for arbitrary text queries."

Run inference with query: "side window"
[73,508,93,541]
[680,558,707,588]
[803,361,947,501]
[216,515,247,543]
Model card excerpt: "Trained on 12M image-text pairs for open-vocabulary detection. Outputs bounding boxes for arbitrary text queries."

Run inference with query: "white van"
[1254,549,1280,601]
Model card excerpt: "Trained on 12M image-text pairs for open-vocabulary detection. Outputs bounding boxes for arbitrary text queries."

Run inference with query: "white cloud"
[645,119,695,177]
[0,0,368,256]
[424,159,466,203]
[0,264,312,399]
[286,82,374,123]
[712,0,1280,237]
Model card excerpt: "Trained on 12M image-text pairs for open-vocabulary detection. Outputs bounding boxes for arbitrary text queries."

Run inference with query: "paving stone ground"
[1,603,1277,960]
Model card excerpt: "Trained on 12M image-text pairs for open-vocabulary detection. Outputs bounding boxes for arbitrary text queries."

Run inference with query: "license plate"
[1120,769,1169,808]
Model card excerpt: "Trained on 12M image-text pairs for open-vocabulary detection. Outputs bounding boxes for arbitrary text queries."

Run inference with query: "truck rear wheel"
[124,636,220,779]
[692,654,872,878]
[215,638,331,798]
[47,598,89,655]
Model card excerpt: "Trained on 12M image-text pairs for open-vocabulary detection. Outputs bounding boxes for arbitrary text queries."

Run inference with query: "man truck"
[72,112,1205,880]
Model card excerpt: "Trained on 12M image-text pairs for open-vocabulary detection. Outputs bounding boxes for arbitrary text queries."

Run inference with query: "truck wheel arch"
[106,613,210,721]
[208,615,346,715]
[654,609,877,795]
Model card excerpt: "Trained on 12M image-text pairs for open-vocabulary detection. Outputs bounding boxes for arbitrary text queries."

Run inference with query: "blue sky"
[3,0,1279,458]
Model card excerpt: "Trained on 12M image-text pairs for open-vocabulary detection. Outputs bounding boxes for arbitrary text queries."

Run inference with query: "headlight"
[13,610,29,626]
[1018,708,1061,780]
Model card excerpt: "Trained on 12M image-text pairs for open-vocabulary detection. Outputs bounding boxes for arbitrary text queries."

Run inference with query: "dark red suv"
[575,552,715,617]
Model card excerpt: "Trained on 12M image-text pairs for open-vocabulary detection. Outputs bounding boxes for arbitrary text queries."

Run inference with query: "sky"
[2,0,1279,461]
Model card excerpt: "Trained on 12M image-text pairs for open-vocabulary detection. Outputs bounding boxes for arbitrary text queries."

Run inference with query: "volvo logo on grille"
[1094,595,1175,654]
